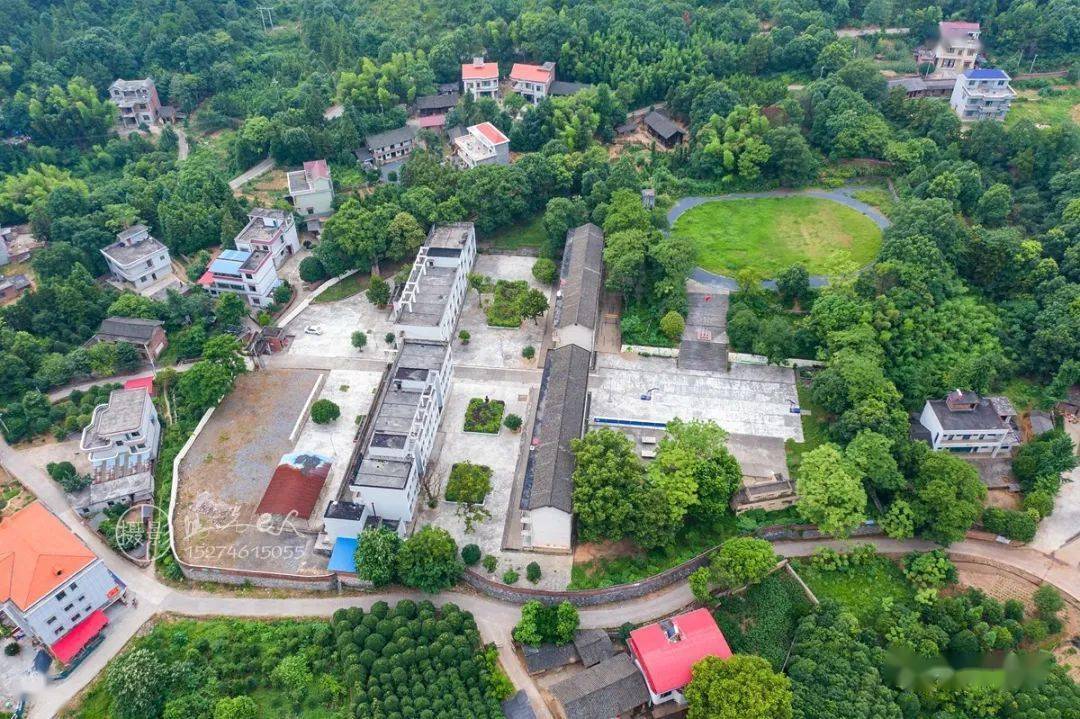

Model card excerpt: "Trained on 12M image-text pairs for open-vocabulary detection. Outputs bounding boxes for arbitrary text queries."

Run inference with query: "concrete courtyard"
[285,292,397,360]
[1032,422,1080,560]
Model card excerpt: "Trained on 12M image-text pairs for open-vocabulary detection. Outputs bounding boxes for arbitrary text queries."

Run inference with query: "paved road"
[47,363,194,403]
[229,157,275,191]
[175,126,189,161]
[667,187,892,290]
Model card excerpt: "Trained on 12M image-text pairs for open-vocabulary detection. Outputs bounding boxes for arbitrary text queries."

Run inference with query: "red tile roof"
[418,114,447,128]
[124,376,155,395]
[462,61,499,80]
[474,122,509,145]
[197,269,214,286]
[0,503,97,611]
[940,20,980,33]
[627,608,732,696]
[256,452,332,519]
[510,63,553,84]
[303,159,330,179]
[51,609,108,663]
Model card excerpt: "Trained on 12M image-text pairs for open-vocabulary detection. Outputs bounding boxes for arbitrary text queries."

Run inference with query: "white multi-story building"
[916,389,1020,458]
[933,21,981,75]
[108,78,161,128]
[233,208,300,269]
[391,223,476,342]
[509,62,555,103]
[287,160,334,234]
[452,122,511,169]
[80,387,160,482]
[950,69,1015,122]
[196,248,280,308]
[461,57,499,100]
[100,225,180,298]
[0,502,124,663]
[323,340,453,545]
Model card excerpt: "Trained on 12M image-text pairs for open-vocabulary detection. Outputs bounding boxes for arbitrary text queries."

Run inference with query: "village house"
[461,57,500,100]
[914,389,1020,458]
[87,316,168,361]
[553,223,604,353]
[108,78,161,128]
[643,110,685,147]
[391,222,476,342]
[415,92,459,118]
[80,387,161,483]
[627,608,733,706]
[452,122,511,169]
[550,653,649,719]
[287,159,335,234]
[0,503,124,664]
[950,68,1015,122]
[0,273,30,304]
[509,62,556,103]
[100,225,181,298]
[196,248,281,308]
[356,125,418,168]
[232,208,300,269]
[887,76,957,100]
[933,21,982,75]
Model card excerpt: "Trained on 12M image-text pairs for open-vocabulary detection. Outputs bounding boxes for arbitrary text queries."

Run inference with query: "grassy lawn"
[851,187,896,218]
[792,554,914,622]
[1007,87,1080,128]
[785,380,830,480]
[672,196,883,277]
[311,272,367,304]
[481,214,546,250]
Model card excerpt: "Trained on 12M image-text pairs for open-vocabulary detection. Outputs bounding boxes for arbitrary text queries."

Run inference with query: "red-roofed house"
[124,375,155,395]
[510,62,555,103]
[627,608,732,706]
[287,160,335,234]
[0,503,123,663]
[934,21,981,74]
[462,57,499,100]
[453,122,510,169]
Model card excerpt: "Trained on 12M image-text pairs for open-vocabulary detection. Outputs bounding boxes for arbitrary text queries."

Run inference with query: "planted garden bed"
[445,462,493,504]
[463,398,505,433]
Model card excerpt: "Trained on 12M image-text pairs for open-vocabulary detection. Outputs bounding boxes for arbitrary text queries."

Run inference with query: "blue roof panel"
[219,249,251,261]
[966,68,1008,80]
[328,537,358,573]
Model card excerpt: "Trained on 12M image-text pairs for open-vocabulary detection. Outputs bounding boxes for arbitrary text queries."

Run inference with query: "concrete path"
[668,187,892,290]
[175,126,189,161]
[47,363,194,403]
[229,157,275,191]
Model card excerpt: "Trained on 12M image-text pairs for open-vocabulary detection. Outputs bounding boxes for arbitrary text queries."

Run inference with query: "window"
[63,603,74,612]
[56,590,67,601]
[69,583,78,591]
[55,626,66,636]
[77,595,85,603]
[71,612,81,622]
[46,616,58,625]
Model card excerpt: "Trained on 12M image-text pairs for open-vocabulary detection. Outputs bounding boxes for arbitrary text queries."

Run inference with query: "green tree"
[519,288,549,324]
[176,360,235,414]
[351,331,367,351]
[355,527,402,587]
[396,525,462,593]
[686,654,793,719]
[310,399,340,424]
[975,183,1013,227]
[201,334,246,377]
[602,229,649,296]
[385,211,426,261]
[271,654,313,705]
[571,429,646,543]
[913,452,987,544]
[107,293,161,320]
[554,601,579,644]
[214,696,258,719]
[764,127,820,188]
[689,566,714,604]
[697,105,773,181]
[775,265,811,307]
[796,444,867,537]
[710,537,777,589]
[844,430,904,492]
[105,648,166,719]
[513,601,549,646]
[298,257,327,283]
[214,293,247,328]
[532,257,557,284]
[880,498,916,539]
[660,311,685,341]
[366,275,390,306]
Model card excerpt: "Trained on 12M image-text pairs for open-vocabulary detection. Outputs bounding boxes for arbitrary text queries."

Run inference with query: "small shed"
[643,110,684,147]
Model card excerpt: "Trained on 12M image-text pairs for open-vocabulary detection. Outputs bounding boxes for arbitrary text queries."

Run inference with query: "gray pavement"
[229,157,276,191]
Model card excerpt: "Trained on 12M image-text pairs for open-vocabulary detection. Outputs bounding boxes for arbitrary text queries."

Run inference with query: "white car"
[304,325,324,335]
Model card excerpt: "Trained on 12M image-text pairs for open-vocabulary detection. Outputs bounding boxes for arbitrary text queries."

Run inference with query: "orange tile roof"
[0,503,96,611]
[510,63,553,84]
[462,61,499,80]
[474,122,509,145]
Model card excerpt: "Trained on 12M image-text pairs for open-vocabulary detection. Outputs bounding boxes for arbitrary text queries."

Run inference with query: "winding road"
[2,430,1079,718]
[667,186,893,290]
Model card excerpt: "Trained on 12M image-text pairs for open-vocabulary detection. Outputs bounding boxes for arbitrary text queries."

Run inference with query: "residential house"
[627,608,733,706]
[452,122,511,169]
[550,81,591,98]
[391,223,476,342]
[915,389,1020,457]
[502,691,538,719]
[80,387,161,483]
[87,317,168,361]
[233,208,300,269]
[461,57,499,100]
[887,76,957,99]
[643,110,685,147]
[0,273,30,304]
[357,126,418,168]
[509,62,555,104]
[933,21,981,74]
[100,225,181,298]
[521,343,592,553]
[322,340,453,548]
[950,68,1015,122]
[108,78,161,128]
[553,223,604,352]
[415,92,459,117]
[550,654,649,719]
[196,248,280,308]
[0,503,124,664]
[287,160,334,234]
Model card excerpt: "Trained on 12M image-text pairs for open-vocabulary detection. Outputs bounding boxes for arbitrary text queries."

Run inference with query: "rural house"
[108,78,161,128]
[950,68,1015,122]
[391,222,476,342]
[509,62,555,103]
[287,160,335,234]
[933,21,981,75]
[232,208,300,269]
[461,57,499,100]
[196,248,281,308]
[915,389,1020,457]
[87,317,168,361]
[627,608,732,706]
[100,225,181,298]
[453,122,510,168]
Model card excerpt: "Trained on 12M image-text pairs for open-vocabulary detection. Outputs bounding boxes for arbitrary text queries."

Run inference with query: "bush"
[384,332,396,345]
[445,462,492,504]
[46,461,90,492]
[1034,584,1064,619]
[4,642,19,656]
[526,562,542,583]
[902,550,957,589]
[367,275,391,306]
[273,282,294,305]
[502,570,519,584]
[503,413,523,432]
[532,257,558,284]
[982,507,1039,543]
[1022,490,1055,518]
[458,329,470,344]
[351,331,367,351]
[522,345,535,359]
[659,311,686,341]
[710,537,778,589]
[310,399,341,424]
[461,543,482,566]
[482,555,497,573]
[298,256,327,282]
[463,398,505,433]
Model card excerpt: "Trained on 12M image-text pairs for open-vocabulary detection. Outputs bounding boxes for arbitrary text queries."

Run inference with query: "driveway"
[668,186,892,289]
[229,158,276,191]
[1032,421,1080,558]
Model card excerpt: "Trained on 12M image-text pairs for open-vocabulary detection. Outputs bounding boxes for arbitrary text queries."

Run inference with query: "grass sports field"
[672,196,884,277]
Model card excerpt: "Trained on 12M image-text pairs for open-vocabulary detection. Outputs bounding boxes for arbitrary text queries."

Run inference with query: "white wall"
[23,561,119,644]
[525,507,572,552]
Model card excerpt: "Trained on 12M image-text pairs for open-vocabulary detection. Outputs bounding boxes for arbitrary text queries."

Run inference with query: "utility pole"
[258,6,274,32]
[1029,53,1038,74]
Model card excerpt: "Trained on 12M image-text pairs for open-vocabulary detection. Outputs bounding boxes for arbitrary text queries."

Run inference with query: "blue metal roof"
[328,536,358,573]
[219,249,250,261]
[966,68,1008,80]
